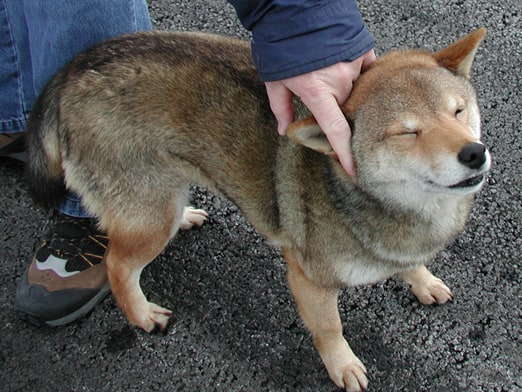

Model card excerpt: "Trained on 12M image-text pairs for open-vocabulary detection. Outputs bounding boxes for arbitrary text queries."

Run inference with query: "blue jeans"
[1,0,151,217]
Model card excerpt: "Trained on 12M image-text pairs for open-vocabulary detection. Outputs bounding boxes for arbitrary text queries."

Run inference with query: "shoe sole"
[15,273,111,327]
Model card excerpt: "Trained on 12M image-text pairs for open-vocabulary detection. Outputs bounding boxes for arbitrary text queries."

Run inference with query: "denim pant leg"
[0,1,32,134]
[1,0,152,218]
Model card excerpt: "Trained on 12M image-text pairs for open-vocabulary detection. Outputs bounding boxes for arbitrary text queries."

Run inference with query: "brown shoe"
[15,213,110,326]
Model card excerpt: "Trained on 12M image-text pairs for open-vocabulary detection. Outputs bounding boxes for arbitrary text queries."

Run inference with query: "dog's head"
[287,29,490,207]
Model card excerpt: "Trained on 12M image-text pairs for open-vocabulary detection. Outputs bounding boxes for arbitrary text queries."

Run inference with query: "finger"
[301,94,356,176]
[325,115,356,177]
[360,49,377,72]
[265,81,295,135]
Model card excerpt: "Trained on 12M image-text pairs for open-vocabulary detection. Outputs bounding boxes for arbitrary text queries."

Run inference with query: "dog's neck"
[325,161,471,263]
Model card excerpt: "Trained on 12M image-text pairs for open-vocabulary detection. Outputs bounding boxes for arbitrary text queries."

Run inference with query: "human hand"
[264,49,376,177]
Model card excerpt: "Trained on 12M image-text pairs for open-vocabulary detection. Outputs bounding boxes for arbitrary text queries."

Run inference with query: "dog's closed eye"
[455,106,465,118]
[397,130,420,137]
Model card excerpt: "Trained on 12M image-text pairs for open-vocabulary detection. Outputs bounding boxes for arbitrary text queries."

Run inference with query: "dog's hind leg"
[284,248,368,392]
[105,203,208,332]
[400,265,453,305]
[104,210,180,333]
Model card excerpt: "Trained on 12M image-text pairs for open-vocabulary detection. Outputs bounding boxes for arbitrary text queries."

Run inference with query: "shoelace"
[77,234,109,267]
[44,217,109,272]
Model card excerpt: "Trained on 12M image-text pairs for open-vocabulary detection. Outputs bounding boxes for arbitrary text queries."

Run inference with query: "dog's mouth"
[448,174,485,189]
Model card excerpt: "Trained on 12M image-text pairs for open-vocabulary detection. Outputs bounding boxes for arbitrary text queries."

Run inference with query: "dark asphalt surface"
[1,1,520,391]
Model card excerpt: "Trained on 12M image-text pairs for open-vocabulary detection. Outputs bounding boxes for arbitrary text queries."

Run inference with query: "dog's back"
[26,32,283,236]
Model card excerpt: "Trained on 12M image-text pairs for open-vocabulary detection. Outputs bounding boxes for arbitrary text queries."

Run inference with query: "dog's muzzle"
[448,142,490,189]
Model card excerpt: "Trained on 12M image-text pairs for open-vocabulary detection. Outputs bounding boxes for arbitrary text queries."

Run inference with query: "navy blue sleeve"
[227,0,375,82]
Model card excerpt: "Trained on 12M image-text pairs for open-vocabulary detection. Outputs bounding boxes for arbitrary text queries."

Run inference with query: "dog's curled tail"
[25,76,67,209]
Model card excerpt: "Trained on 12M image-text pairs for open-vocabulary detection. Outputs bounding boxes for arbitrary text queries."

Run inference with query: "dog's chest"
[332,256,411,286]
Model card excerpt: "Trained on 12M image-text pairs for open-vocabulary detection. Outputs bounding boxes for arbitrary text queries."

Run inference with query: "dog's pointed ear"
[433,28,486,77]
[286,117,336,157]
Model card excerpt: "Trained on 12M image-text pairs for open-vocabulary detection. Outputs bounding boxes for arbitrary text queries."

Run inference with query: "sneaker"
[15,213,110,327]
[0,131,26,161]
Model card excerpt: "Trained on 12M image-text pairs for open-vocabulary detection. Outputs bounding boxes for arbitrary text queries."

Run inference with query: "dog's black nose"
[458,143,487,169]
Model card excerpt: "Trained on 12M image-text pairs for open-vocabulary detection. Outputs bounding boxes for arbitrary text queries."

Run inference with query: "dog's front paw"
[180,206,208,230]
[337,361,368,392]
[319,337,368,391]
[410,276,453,305]
[400,265,453,305]
[128,302,173,332]
[328,357,368,392]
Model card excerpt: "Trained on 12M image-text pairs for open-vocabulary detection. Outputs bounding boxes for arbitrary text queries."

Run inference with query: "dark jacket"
[228,0,375,81]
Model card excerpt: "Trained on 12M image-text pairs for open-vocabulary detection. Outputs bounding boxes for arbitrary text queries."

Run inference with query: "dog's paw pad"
[180,206,208,230]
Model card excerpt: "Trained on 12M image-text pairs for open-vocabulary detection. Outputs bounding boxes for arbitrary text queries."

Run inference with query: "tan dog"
[26,28,489,391]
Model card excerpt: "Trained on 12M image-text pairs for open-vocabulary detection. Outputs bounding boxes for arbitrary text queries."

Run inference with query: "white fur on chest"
[333,256,409,287]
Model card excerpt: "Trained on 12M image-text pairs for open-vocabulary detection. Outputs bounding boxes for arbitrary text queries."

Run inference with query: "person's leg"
[0,1,31,160]
[1,0,151,158]
[25,0,152,98]
[11,0,152,327]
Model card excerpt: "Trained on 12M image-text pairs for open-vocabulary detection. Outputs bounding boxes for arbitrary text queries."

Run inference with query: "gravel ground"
[0,1,520,391]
